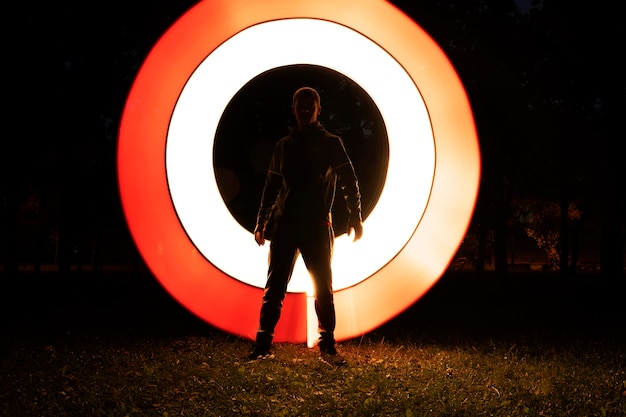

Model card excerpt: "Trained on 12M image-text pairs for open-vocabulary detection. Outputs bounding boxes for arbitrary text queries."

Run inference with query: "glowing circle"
[117,0,480,344]
[166,19,434,293]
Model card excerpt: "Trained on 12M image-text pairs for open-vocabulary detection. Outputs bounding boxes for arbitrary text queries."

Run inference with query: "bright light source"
[117,0,480,344]
[166,19,434,294]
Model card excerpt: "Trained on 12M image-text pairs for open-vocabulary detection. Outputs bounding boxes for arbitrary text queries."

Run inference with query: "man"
[249,87,363,362]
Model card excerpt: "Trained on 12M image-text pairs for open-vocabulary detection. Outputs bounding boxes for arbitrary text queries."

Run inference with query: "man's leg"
[301,225,336,353]
[253,229,298,355]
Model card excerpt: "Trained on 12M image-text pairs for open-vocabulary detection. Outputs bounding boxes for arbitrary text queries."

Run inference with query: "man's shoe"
[247,344,274,361]
[316,332,336,353]
[319,344,346,366]
[319,344,337,356]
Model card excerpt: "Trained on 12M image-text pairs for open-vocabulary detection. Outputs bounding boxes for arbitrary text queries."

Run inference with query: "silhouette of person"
[248,87,363,363]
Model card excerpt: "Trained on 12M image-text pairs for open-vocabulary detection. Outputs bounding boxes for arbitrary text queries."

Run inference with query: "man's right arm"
[254,169,281,245]
[256,141,283,236]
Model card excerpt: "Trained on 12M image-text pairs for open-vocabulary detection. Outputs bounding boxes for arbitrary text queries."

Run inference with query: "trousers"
[256,219,335,345]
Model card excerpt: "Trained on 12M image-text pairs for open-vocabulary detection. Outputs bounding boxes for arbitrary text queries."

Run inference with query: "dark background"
[214,64,389,236]
[3,0,625,283]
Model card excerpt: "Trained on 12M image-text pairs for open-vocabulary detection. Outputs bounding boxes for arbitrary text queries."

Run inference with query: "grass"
[1,270,625,416]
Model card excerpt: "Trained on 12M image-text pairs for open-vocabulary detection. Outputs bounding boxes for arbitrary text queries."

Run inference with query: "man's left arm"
[334,140,363,242]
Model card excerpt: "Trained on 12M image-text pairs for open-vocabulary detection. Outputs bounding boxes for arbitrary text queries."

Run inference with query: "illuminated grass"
[2,271,624,416]
[2,331,624,417]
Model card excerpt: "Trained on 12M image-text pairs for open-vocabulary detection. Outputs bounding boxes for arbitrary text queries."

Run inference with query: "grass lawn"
[1,270,625,416]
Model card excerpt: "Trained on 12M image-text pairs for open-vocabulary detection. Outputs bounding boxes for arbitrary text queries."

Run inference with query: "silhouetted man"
[249,87,363,363]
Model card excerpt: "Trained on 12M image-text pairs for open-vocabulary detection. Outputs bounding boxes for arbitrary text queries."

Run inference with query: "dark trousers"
[256,220,335,346]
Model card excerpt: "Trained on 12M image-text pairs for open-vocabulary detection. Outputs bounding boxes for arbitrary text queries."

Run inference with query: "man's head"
[292,87,321,129]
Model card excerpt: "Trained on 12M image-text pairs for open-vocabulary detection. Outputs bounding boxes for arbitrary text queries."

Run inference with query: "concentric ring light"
[166,19,433,294]
[118,0,480,344]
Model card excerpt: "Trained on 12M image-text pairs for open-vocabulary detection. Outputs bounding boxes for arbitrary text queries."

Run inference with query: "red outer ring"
[117,0,480,343]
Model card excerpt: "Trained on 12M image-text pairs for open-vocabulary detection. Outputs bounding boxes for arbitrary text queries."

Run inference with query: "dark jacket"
[255,122,361,234]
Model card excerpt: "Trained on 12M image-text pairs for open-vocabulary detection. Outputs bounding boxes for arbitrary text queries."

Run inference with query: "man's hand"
[254,230,266,246]
[347,219,363,242]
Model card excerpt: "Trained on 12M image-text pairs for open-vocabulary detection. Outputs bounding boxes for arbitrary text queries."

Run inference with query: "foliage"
[522,200,582,270]
[2,332,624,417]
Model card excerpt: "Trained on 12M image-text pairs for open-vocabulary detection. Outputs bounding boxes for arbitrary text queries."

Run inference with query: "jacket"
[255,122,362,233]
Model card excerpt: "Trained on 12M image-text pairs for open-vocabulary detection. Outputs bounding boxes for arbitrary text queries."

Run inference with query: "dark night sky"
[4,0,624,269]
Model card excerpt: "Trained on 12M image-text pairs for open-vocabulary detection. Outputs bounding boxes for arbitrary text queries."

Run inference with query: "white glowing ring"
[117,0,481,344]
[166,19,434,293]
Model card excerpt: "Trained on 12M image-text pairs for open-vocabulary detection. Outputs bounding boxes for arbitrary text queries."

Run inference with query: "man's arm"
[254,135,285,247]
[254,169,281,245]
[334,143,363,242]
[341,174,363,242]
